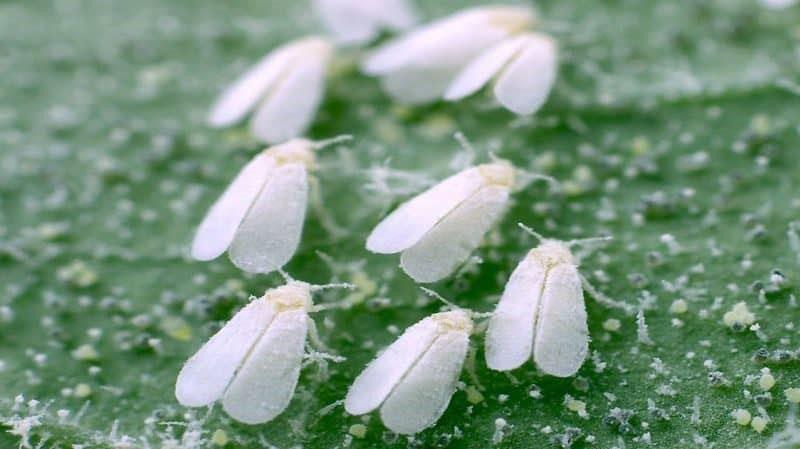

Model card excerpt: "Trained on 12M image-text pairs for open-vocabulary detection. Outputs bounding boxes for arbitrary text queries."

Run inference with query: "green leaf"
[1,0,799,448]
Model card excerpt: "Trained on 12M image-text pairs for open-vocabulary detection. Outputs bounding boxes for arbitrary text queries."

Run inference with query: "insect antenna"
[515,169,560,191]
[565,235,613,248]
[420,287,458,310]
[312,134,353,150]
[310,281,356,312]
[277,268,295,283]
[453,131,477,156]
[309,282,356,293]
[579,274,636,315]
[517,222,546,242]
[420,287,492,319]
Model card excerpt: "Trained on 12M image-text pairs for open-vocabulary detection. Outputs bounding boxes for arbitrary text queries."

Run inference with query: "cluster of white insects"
[207,2,557,144]
[176,0,622,437]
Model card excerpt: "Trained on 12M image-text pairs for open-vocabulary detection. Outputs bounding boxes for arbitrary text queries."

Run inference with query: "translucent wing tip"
[365,232,402,254]
[361,53,391,76]
[538,360,583,378]
[174,369,217,408]
[381,416,425,435]
[485,341,528,371]
[486,358,524,372]
[365,217,423,254]
[344,390,377,416]
[222,401,277,425]
[229,251,285,275]
[400,257,446,283]
[207,107,237,128]
[190,231,228,261]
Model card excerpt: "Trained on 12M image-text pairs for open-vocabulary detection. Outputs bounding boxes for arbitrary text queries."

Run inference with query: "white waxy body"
[313,0,417,45]
[345,310,473,434]
[208,37,332,144]
[366,161,515,283]
[175,282,313,424]
[362,6,535,104]
[191,139,314,274]
[485,241,589,377]
[445,32,557,115]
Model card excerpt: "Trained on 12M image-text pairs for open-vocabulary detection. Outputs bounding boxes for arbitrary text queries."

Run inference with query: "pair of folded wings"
[208,40,328,144]
[367,167,510,282]
[191,153,308,273]
[486,256,588,377]
[175,299,309,424]
[345,316,469,434]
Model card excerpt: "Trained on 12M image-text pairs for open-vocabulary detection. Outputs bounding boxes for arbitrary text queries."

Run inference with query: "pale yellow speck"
[345,271,377,306]
[38,223,66,240]
[532,151,556,172]
[562,180,583,197]
[602,318,621,332]
[348,424,367,439]
[732,409,751,426]
[669,299,688,314]
[465,385,484,404]
[57,260,98,287]
[224,278,245,294]
[211,429,228,446]
[574,165,594,183]
[419,113,456,139]
[328,53,357,77]
[391,105,413,120]
[751,114,770,136]
[562,166,594,197]
[224,128,255,146]
[74,383,92,398]
[751,416,768,433]
[784,387,800,403]
[374,118,403,144]
[160,316,193,342]
[722,302,756,328]
[71,344,99,361]
[631,136,651,155]
[759,372,776,391]
[565,396,587,417]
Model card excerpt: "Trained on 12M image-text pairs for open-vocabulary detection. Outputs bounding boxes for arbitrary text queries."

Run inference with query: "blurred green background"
[1,0,799,447]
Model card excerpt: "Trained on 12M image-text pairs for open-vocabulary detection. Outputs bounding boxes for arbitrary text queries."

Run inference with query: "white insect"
[444,32,557,115]
[191,139,317,274]
[362,5,535,105]
[485,225,629,376]
[345,309,473,434]
[207,36,333,144]
[175,280,342,424]
[366,160,517,283]
[313,0,418,45]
